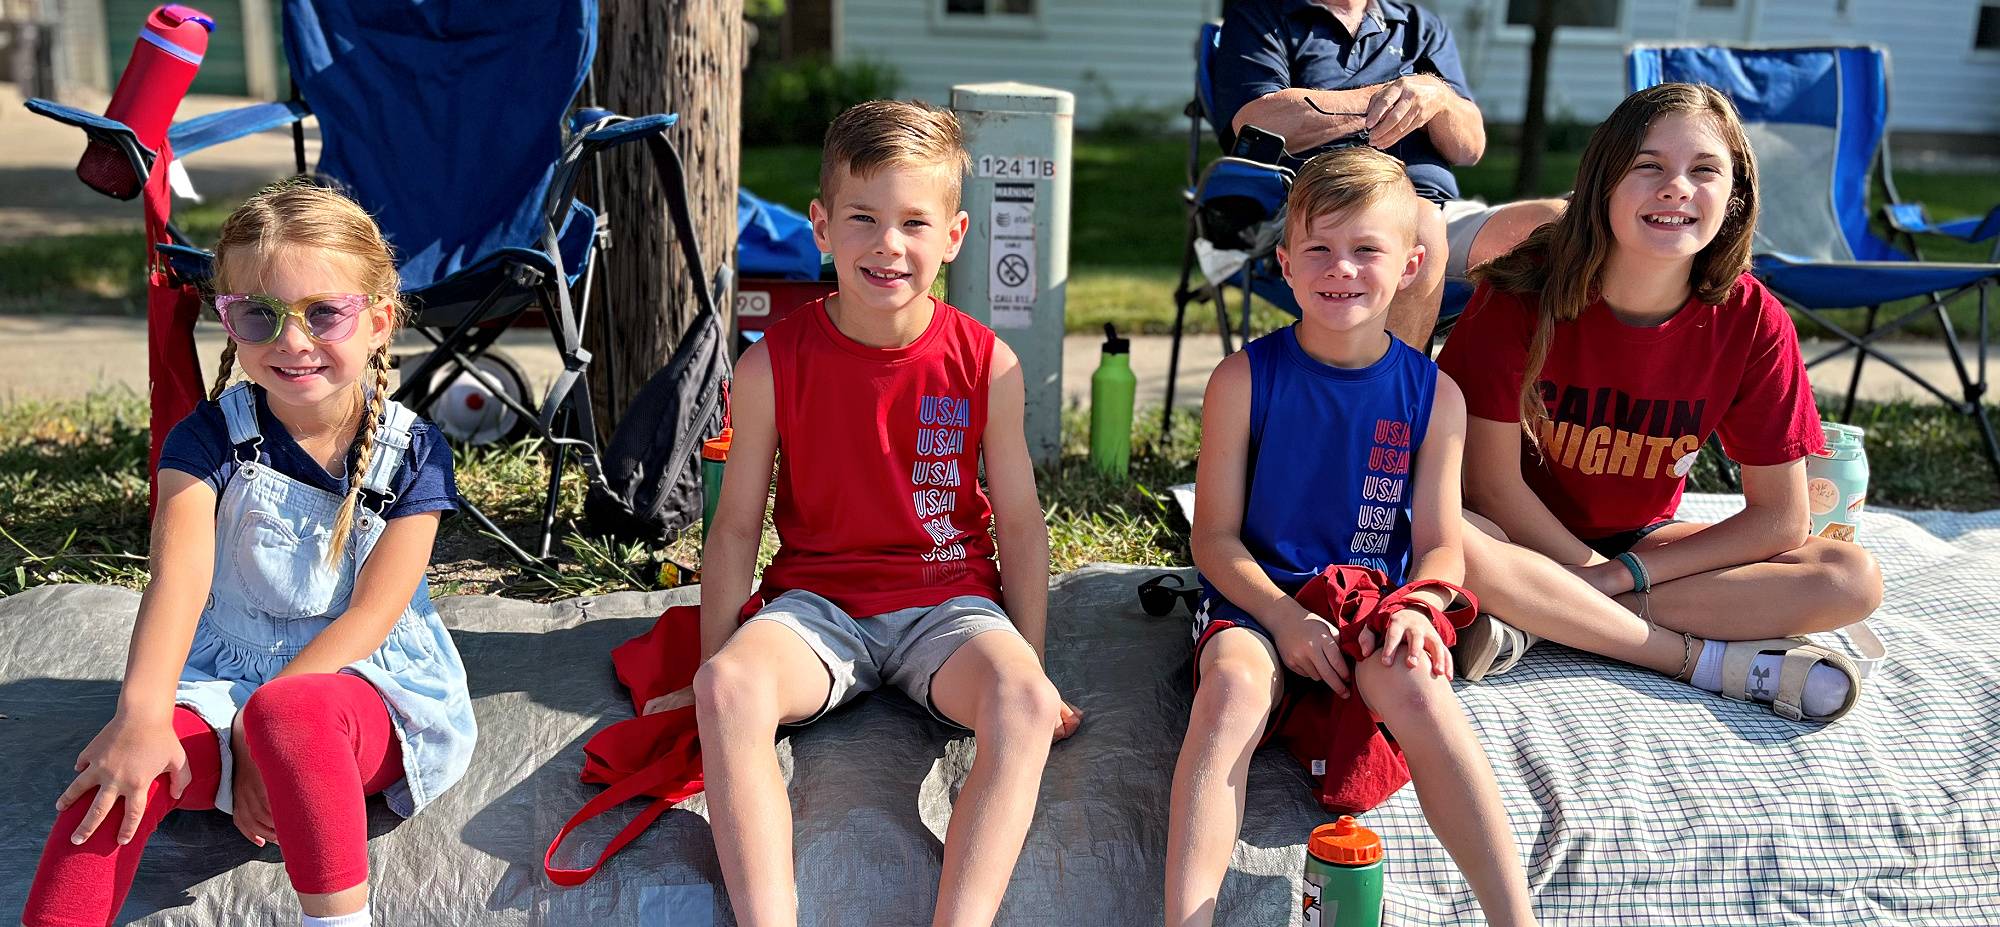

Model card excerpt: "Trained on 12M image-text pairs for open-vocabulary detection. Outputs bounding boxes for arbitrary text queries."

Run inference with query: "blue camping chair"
[1164,20,1473,430]
[28,0,723,564]
[1628,44,2000,483]
[1164,22,1301,430]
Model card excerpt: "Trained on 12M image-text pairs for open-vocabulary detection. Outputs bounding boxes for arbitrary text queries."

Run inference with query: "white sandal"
[1711,636,1864,723]
[1455,613,1541,682]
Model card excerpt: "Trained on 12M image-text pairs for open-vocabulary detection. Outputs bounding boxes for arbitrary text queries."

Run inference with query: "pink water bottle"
[77,4,215,198]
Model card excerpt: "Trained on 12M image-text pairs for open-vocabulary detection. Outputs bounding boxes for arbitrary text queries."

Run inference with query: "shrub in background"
[744,55,902,146]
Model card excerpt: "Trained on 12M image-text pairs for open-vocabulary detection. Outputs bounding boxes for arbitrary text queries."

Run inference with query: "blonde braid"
[325,349,391,565]
[208,341,239,400]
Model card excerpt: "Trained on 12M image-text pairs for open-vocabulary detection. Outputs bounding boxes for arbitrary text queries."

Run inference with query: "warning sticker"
[988,182,1036,330]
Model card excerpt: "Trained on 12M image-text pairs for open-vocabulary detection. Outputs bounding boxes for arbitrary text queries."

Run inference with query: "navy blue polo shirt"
[1212,0,1473,203]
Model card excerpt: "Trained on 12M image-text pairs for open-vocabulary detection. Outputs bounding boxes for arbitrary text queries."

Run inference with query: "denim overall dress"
[174,383,477,817]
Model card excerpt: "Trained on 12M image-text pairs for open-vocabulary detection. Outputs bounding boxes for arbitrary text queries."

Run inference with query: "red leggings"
[23,673,403,927]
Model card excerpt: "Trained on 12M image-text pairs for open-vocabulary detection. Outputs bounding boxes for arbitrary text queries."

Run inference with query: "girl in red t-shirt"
[1434,83,1881,723]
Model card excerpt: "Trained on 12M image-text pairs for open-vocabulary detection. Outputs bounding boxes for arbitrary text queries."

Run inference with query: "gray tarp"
[4,496,1999,925]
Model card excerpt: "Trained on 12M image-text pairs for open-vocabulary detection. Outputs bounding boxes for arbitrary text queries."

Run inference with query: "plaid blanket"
[0,495,1993,925]
[1328,494,2000,925]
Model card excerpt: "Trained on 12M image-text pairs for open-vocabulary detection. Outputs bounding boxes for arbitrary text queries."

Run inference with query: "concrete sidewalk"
[0,313,1983,414]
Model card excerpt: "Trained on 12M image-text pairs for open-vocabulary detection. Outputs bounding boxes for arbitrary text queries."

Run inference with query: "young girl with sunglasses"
[22,180,475,927]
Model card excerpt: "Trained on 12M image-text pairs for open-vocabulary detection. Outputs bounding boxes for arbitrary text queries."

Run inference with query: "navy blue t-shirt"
[1212,0,1472,204]
[159,385,460,521]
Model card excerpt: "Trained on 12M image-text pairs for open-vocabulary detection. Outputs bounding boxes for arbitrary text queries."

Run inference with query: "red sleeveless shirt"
[758,297,1004,617]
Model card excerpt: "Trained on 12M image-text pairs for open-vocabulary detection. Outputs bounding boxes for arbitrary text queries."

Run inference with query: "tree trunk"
[587,0,744,440]
[1513,0,1557,198]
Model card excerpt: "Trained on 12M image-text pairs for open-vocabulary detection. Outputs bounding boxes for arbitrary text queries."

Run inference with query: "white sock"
[302,911,369,927]
[1689,638,1851,718]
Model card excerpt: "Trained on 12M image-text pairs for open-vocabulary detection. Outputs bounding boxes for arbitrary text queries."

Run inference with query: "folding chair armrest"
[568,106,617,137]
[168,101,311,158]
[1885,202,2000,244]
[580,113,681,153]
[539,111,683,235]
[1190,156,1293,205]
[24,97,135,141]
[24,97,149,161]
[23,98,155,200]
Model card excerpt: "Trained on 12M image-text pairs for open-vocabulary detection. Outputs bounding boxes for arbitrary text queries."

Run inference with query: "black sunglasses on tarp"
[1138,573,1202,617]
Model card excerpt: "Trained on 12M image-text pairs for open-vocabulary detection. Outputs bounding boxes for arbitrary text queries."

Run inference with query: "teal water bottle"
[1088,323,1136,478]
[1806,422,1868,542]
[1303,816,1384,927]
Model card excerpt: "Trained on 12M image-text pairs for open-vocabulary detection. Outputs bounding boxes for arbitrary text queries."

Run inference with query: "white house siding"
[1429,0,1735,125]
[840,0,1998,135]
[1751,0,2000,134]
[837,0,1221,128]
[1426,0,2000,134]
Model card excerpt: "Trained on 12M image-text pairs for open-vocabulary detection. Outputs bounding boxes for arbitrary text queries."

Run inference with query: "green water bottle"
[1303,816,1383,927]
[1089,323,1136,478]
[701,427,732,535]
[1806,422,1868,543]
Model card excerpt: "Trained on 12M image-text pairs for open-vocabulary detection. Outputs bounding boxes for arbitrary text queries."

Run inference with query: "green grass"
[0,391,1198,598]
[0,391,155,592]
[5,387,1999,599]
[0,201,236,315]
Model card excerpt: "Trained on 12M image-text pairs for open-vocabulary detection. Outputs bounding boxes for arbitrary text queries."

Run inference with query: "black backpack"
[585,304,730,543]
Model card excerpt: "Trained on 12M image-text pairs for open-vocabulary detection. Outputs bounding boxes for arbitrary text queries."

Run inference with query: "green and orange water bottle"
[701,381,733,535]
[1303,816,1384,926]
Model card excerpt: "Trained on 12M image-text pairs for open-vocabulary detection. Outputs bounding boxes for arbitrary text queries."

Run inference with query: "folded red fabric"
[1278,564,1478,814]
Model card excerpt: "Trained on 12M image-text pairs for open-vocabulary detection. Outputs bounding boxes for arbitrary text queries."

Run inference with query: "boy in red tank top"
[690,101,1080,927]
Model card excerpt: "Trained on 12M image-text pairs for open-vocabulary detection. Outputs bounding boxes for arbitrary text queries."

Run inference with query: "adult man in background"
[1214,0,1567,347]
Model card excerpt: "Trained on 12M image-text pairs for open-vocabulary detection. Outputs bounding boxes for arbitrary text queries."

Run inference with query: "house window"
[945,0,1036,15]
[1696,0,1734,8]
[1978,2,2000,50]
[1503,0,1620,30]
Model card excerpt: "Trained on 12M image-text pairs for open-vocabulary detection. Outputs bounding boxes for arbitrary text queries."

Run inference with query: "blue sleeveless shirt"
[1199,327,1437,622]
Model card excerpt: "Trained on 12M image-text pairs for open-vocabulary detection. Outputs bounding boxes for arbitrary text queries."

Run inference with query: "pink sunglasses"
[213,293,373,346]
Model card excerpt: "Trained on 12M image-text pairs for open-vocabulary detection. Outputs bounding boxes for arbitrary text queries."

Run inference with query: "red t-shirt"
[757,297,1004,617]
[1436,272,1825,538]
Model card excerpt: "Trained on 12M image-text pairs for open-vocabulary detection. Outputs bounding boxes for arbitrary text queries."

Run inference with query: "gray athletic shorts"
[746,589,1019,728]
[1440,198,1500,281]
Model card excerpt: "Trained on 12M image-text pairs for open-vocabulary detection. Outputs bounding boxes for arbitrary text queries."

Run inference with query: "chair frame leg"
[1841,304,1877,422]
[1165,215,1205,434]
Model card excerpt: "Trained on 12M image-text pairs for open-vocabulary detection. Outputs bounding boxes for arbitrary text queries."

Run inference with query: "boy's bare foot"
[643,686,696,716]
[1054,700,1083,742]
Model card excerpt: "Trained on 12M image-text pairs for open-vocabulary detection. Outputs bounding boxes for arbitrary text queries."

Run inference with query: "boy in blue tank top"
[1166,149,1540,926]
